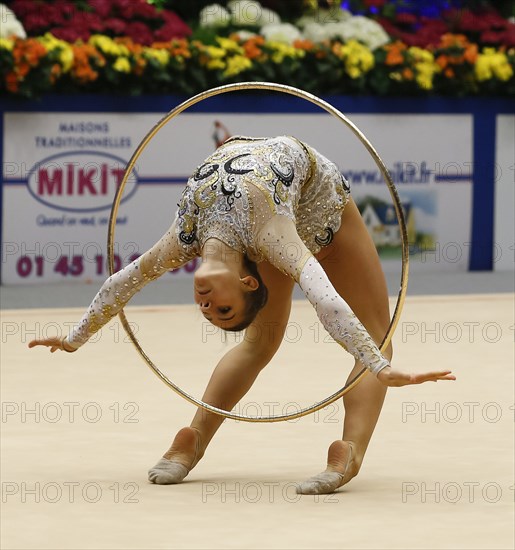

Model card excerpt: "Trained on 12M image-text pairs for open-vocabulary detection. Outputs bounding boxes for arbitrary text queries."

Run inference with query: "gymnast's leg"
[149,262,294,484]
[297,197,393,494]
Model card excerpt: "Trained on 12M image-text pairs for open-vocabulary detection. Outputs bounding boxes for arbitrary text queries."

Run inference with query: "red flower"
[73,12,103,33]
[113,0,135,15]
[156,12,192,40]
[129,1,160,19]
[482,12,509,30]
[502,25,515,47]
[88,0,112,19]
[364,0,386,7]
[480,31,504,45]
[456,11,490,33]
[22,12,50,33]
[10,0,36,18]
[395,13,417,26]
[104,18,127,35]
[125,22,154,46]
[51,26,88,43]
[54,0,78,21]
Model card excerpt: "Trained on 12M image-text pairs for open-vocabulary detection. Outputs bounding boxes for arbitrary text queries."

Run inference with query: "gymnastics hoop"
[108,82,409,423]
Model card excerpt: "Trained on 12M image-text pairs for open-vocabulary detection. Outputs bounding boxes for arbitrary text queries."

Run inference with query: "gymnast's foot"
[296,440,355,495]
[148,427,202,485]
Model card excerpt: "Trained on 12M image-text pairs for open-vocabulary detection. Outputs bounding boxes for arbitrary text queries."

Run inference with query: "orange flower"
[444,67,455,78]
[439,33,468,49]
[133,56,147,75]
[241,36,266,60]
[402,68,414,80]
[25,42,47,66]
[168,39,191,59]
[248,36,265,47]
[332,42,342,57]
[436,54,448,69]
[293,39,315,51]
[6,71,19,93]
[13,39,45,65]
[243,42,262,60]
[17,62,30,77]
[464,44,478,64]
[71,44,105,83]
[50,63,62,84]
[385,41,407,66]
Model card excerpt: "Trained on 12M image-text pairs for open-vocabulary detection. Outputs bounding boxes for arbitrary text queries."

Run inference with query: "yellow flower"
[216,37,243,54]
[224,55,252,77]
[113,57,131,73]
[336,40,374,79]
[59,47,74,73]
[205,45,226,59]
[416,72,433,90]
[37,34,74,72]
[268,41,304,64]
[475,55,492,80]
[475,49,513,82]
[89,35,129,57]
[408,47,439,90]
[207,59,226,70]
[38,34,56,51]
[144,48,170,66]
[408,47,434,64]
[0,38,14,51]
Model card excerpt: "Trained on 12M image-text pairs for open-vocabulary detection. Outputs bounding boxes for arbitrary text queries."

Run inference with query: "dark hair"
[225,256,268,332]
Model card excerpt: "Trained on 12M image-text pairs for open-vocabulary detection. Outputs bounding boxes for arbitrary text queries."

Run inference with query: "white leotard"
[66,136,389,375]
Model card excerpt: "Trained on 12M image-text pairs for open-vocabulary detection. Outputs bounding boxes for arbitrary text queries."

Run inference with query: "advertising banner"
[2,110,473,284]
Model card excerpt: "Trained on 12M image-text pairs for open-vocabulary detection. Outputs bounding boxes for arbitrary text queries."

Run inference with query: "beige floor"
[1,294,513,550]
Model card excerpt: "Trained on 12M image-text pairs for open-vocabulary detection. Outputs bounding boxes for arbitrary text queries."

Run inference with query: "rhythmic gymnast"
[29,135,455,494]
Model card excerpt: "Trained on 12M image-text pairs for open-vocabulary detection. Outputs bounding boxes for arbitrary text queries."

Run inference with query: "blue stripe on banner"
[435,174,474,182]
[3,179,27,185]
[0,95,514,115]
[469,108,496,270]
[137,177,188,185]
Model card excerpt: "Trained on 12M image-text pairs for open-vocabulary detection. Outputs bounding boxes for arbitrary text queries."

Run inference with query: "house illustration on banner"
[361,202,415,247]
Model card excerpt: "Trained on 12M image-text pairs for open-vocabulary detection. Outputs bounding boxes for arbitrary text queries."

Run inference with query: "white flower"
[0,4,26,39]
[234,30,258,41]
[324,21,349,40]
[302,22,329,43]
[261,23,301,44]
[296,8,351,29]
[338,16,390,50]
[199,4,231,28]
[229,0,280,27]
[257,7,281,27]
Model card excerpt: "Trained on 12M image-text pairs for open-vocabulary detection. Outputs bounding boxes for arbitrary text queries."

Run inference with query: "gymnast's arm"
[28,221,193,353]
[257,216,455,387]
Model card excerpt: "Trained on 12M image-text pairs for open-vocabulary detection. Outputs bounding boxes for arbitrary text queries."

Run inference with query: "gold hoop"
[108,82,409,422]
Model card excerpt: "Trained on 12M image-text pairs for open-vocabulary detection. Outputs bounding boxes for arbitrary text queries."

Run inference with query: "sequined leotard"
[174,135,349,262]
[65,136,390,375]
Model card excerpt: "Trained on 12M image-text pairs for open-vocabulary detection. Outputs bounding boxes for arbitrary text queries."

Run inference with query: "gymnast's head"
[194,252,268,331]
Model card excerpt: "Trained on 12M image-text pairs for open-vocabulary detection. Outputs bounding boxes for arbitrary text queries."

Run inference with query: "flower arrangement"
[7,0,191,44]
[0,0,513,98]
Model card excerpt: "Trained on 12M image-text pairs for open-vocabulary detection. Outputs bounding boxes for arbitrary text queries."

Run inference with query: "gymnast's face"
[193,264,249,329]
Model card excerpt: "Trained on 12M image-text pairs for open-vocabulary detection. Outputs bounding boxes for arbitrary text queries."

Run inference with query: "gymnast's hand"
[28,337,76,353]
[376,366,455,387]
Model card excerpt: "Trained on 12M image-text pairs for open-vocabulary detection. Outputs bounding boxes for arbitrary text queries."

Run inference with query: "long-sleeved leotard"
[66,136,390,375]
